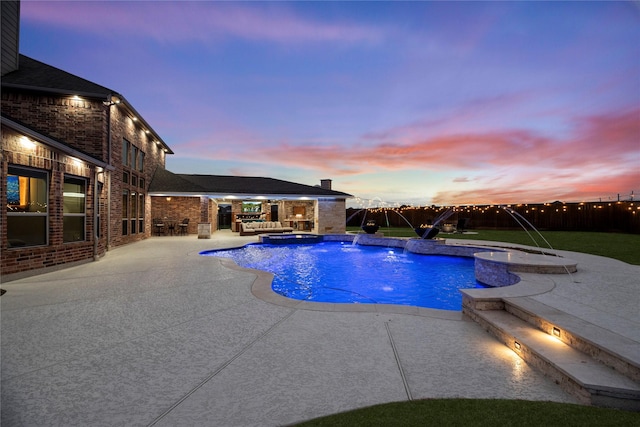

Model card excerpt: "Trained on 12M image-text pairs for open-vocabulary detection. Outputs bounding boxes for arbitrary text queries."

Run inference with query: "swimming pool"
[202,241,487,311]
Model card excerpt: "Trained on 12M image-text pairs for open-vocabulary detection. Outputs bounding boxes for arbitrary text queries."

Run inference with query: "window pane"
[122,189,129,219]
[130,191,137,218]
[131,146,138,170]
[6,167,48,247]
[122,139,130,167]
[138,151,144,172]
[63,177,86,214]
[131,191,137,233]
[123,171,129,185]
[7,216,47,247]
[139,194,145,218]
[7,168,48,213]
[63,216,84,242]
[139,193,145,233]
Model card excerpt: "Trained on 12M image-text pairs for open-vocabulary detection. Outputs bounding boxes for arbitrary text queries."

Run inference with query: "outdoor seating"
[240,221,294,236]
[153,218,165,236]
[178,218,189,235]
[166,220,176,236]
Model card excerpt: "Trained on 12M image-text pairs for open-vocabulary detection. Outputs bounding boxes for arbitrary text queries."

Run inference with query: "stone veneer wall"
[315,199,346,234]
[474,261,521,287]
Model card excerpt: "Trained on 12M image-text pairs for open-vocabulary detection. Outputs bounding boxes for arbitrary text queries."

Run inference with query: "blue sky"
[19,1,640,207]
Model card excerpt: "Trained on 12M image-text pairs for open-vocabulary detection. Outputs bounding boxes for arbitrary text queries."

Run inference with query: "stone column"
[198,196,211,239]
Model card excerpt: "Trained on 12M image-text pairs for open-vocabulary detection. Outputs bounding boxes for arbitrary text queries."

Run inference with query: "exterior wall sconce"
[103,95,121,106]
[514,341,521,351]
[552,327,561,337]
[20,136,36,149]
[166,197,172,201]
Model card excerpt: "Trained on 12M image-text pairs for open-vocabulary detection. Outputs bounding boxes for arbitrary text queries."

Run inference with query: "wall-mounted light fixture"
[20,136,36,149]
[166,197,172,202]
[514,341,521,351]
[552,327,561,338]
[103,95,121,106]
[68,156,83,167]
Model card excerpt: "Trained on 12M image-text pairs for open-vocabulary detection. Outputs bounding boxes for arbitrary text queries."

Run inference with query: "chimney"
[320,179,332,190]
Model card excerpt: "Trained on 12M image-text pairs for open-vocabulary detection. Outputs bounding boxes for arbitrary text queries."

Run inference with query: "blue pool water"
[202,241,486,311]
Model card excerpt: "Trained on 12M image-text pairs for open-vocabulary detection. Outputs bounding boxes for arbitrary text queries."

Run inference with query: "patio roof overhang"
[149,191,349,201]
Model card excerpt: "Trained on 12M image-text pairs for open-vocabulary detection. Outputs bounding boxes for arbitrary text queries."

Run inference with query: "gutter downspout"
[94,169,101,260]
[106,95,113,251]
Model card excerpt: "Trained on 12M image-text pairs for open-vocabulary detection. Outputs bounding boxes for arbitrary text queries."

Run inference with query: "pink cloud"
[22,2,383,45]
[433,169,639,205]
[173,107,639,189]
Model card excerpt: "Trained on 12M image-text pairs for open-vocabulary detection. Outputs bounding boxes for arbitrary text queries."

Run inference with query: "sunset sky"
[19,1,639,207]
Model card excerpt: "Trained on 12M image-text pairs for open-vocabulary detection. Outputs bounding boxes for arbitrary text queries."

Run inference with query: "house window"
[138,193,145,233]
[63,176,86,243]
[131,145,138,172]
[6,166,48,247]
[137,151,144,172]
[121,140,145,236]
[122,189,129,235]
[130,190,137,234]
[122,139,130,167]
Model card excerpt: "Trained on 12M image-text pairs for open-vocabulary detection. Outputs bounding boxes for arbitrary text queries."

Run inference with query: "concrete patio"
[1,231,638,426]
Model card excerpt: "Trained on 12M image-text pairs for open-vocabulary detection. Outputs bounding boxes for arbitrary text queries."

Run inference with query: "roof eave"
[148,191,351,200]
[2,115,113,170]
[1,82,110,99]
[113,93,174,155]
[2,84,174,156]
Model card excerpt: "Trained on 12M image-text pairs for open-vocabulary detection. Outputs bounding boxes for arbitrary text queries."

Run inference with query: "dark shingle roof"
[2,55,173,153]
[149,168,352,198]
[1,55,113,97]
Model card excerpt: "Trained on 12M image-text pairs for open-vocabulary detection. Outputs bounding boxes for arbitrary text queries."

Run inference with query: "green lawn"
[346,227,640,265]
[295,399,640,426]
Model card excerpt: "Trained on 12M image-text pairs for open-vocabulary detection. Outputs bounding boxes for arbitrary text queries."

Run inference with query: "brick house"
[1,53,173,279]
[1,1,351,279]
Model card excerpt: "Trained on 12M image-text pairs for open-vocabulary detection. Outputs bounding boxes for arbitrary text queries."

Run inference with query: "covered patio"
[148,168,352,238]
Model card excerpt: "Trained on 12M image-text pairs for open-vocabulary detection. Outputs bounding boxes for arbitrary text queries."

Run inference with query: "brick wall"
[107,105,166,246]
[1,91,108,161]
[1,90,167,277]
[1,125,106,276]
[150,196,201,235]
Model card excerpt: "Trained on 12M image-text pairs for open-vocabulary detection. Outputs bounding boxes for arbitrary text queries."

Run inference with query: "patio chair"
[153,218,165,236]
[178,218,189,235]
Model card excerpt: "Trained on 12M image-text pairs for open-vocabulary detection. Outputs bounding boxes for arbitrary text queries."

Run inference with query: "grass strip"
[295,399,640,426]
[346,228,640,265]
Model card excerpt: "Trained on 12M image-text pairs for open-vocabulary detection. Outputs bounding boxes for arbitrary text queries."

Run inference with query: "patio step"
[464,299,640,411]
[503,297,640,383]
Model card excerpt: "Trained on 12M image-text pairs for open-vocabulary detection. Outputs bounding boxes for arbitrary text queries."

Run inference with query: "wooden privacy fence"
[346,201,640,234]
